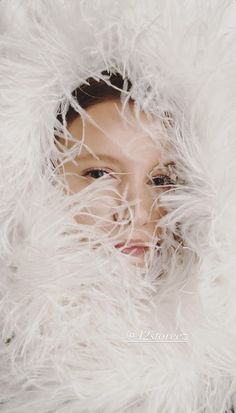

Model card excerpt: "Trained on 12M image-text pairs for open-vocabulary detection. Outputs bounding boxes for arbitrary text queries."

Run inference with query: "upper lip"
[115,240,149,249]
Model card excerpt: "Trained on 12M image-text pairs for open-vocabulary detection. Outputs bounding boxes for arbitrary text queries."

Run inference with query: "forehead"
[68,100,168,163]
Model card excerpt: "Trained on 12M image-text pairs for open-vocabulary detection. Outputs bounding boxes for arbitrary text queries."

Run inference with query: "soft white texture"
[0,0,236,412]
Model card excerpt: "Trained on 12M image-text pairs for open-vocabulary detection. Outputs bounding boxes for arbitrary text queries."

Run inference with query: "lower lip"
[118,246,147,257]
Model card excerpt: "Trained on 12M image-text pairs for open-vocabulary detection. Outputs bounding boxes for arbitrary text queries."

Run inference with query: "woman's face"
[58,99,175,262]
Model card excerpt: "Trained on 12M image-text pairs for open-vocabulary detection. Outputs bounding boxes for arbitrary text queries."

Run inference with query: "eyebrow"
[77,153,175,169]
[77,153,120,164]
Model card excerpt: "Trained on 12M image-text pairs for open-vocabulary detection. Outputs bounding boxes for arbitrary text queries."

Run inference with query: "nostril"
[113,212,118,222]
[112,211,131,224]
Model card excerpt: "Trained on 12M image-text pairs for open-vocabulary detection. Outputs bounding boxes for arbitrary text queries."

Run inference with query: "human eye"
[151,174,176,187]
[149,162,179,188]
[82,168,114,179]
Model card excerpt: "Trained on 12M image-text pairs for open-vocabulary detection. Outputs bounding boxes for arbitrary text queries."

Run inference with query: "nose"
[131,194,151,226]
[113,180,156,227]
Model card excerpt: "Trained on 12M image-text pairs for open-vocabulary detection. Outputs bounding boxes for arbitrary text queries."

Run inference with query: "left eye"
[151,175,175,186]
[83,168,112,179]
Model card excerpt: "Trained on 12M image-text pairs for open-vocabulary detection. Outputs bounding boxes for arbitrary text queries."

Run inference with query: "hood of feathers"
[0,1,236,412]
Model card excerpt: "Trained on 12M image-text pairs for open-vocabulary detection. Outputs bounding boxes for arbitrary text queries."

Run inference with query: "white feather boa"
[1,1,236,412]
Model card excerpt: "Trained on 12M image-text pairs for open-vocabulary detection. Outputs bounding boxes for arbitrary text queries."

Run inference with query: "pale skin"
[56,99,176,262]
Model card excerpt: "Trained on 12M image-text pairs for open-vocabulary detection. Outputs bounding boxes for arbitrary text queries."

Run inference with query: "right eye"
[83,168,112,179]
[151,174,175,187]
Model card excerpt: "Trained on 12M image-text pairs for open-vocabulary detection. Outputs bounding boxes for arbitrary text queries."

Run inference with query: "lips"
[115,240,149,257]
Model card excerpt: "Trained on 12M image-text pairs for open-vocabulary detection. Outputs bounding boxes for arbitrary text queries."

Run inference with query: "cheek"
[74,202,114,226]
[75,188,119,228]
[62,173,88,193]
[147,187,169,217]
[61,172,120,227]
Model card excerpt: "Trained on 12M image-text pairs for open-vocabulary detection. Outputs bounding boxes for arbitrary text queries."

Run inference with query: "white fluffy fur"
[1,0,236,412]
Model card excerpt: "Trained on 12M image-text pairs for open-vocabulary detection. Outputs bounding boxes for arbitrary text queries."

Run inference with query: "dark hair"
[57,70,133,127]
